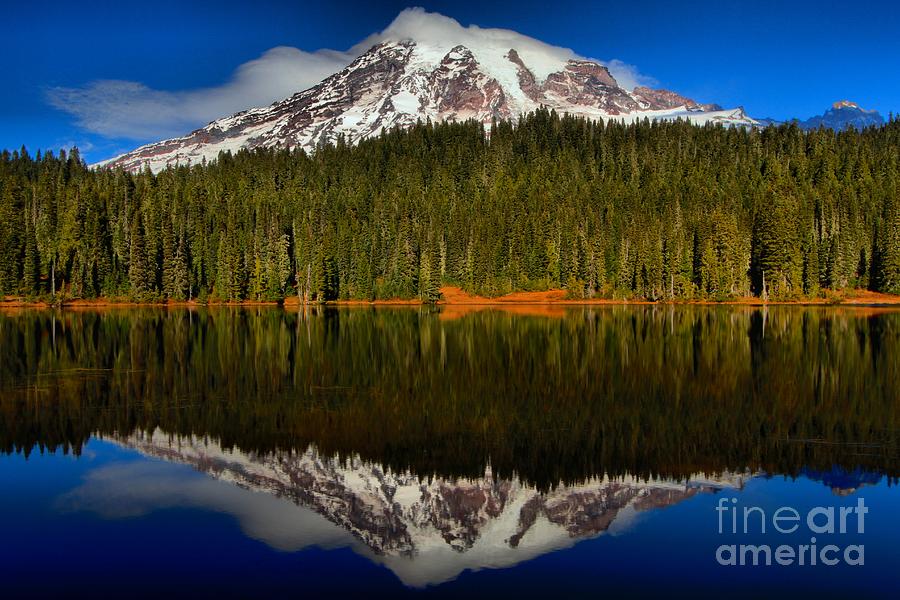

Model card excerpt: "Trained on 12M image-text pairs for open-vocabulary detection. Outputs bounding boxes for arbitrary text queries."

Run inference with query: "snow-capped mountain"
[81,431,749,587]
[97,20,755,173]
[797,100,885,131]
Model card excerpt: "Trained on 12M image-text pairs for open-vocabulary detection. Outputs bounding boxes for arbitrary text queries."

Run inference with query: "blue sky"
[3,0,898,162]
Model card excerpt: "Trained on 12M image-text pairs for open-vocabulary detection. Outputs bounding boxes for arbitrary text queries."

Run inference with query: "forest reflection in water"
[0,305,898,488]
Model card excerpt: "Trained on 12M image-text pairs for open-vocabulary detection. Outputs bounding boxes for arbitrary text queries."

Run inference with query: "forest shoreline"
[4,116,900,306]
[3,286,900,309]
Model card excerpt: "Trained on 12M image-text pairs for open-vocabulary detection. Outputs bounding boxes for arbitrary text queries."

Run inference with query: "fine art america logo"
[715,497,867,566]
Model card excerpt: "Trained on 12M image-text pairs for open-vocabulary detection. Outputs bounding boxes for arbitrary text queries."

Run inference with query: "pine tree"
[322,255,339,301]
[875,199,900,293]
[171,236,190,300]
[419,235,442,303]
[22,206,40,295]
[0,181,20,294]
[216,235,231,300]
[267,232,291,298]
[161,215,176,298]
[751,185,802,299]
[129,211,152,298]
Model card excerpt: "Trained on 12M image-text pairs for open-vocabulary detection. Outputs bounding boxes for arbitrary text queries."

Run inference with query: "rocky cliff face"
[116,431,749,586]
[98,38,755,173]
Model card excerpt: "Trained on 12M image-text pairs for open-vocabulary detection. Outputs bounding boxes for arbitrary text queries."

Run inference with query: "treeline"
[1,307,898,486]
[1,110,899,302]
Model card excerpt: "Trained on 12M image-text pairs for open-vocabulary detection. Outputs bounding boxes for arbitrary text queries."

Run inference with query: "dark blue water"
[1,439,895,598]
[0,307,897,597]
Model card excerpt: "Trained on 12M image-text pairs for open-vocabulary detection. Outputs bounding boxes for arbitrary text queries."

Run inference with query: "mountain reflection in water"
[62,431,747,587]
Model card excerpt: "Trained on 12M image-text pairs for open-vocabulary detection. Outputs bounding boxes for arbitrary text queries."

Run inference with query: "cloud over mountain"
[47,46,354,139]
[47,8,654,141]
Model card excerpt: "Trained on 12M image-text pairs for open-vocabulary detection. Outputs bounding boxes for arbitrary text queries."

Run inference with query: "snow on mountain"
[91,430,750,587]
[96,10,755,173]
[798,99,885,131]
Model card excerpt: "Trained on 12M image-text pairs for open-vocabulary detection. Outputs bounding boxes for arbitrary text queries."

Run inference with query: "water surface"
[1,306,897,597]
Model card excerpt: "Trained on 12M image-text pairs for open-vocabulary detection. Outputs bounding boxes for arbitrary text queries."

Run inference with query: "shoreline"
[3,287,900,310]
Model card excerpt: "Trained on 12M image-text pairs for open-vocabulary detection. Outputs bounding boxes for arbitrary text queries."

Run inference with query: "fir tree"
[129,211,152,298]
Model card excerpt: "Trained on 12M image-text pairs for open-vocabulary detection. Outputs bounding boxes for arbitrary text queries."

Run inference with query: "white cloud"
[601,58,659,91]
[53,138,95,154]
[352,7,579,81]
[58,461,356,549]
[47,46,353,139]
[47,8,656,141]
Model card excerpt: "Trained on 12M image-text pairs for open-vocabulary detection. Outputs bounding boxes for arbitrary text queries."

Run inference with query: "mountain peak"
[832,99,861,110]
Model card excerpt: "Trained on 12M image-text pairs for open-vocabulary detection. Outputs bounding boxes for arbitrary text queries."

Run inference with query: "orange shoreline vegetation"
[2,287,900,313]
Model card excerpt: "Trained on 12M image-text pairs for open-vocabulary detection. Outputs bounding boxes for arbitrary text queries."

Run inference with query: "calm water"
[1,306,898,598]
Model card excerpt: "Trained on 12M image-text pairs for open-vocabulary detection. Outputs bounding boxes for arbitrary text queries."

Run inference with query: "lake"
[1,306,897,597]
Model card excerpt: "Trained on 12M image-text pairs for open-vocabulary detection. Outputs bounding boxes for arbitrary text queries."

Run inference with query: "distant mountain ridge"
[758,100,887,131]
[798,100,886,131]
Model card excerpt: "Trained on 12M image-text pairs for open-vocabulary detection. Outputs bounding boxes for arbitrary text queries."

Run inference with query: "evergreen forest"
[1,109,899,303]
